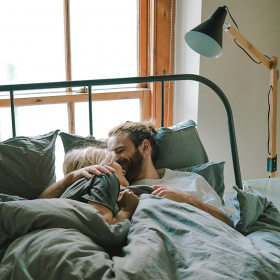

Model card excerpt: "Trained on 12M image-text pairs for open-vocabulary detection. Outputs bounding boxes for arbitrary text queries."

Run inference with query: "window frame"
[0,0,175,131]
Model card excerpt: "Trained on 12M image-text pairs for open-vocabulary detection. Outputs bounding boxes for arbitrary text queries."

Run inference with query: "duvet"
[0,194,280,279]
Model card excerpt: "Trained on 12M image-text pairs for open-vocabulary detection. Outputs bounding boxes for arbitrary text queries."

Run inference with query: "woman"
[61,146,139,225]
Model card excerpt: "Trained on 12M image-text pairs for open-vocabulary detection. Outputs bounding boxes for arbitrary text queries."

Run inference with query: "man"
[106,120,233,227]
[39,119,232,227]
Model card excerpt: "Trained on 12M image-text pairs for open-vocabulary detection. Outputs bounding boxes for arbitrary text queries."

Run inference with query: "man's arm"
[37,165,115,199]
[151,185,233,227]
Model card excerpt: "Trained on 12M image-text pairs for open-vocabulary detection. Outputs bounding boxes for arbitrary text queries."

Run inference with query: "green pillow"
[176,161,225,204]
[59,132,107,153]
[154,119,208,170]
[0,130,59,199]
[230,186,280,234]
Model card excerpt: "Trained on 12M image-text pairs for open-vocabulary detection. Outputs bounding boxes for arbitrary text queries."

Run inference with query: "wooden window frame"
[140,0,175,128]
[0,0,175,131]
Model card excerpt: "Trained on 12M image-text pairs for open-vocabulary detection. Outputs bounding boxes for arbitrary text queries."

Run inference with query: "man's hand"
[151,185,193,204]
[152,185,233,228]
[117,189,140,214]
[37,165,115,199]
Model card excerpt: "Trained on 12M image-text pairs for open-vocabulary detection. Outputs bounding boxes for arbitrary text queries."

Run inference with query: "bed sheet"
[0,195,280,279]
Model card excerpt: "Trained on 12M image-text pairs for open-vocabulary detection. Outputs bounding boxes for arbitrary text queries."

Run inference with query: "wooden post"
[146,0,175,128]
[268,56,278,177]
[64,0,75,134]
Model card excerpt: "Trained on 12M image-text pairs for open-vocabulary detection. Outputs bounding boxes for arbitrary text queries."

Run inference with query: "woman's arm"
[37,165,115,199]
[152,185,233,227]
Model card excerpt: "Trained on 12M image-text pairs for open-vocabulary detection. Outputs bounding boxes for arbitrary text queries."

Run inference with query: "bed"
[0,75,280,279]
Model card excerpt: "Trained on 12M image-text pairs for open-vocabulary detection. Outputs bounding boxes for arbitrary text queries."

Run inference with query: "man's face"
[107,132,143,183]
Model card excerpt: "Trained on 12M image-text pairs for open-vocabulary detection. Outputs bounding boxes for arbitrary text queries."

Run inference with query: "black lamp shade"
[184,6,227,58]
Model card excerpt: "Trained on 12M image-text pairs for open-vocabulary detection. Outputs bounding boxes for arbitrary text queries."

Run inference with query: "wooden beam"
[0,90,148,107]
[147,0,175,128]
[268,56,278,177]
[139,0,148,88]
[141,90,151,121]
[225,25,271,71]
[64,0,75,134]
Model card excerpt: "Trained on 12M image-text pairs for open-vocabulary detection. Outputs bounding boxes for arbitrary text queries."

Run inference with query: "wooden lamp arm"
[224,24,271,69]
[224,24,278,177]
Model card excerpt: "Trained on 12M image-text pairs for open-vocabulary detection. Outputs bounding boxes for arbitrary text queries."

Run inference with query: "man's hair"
[63,147,115,175]
[108,119,159,162]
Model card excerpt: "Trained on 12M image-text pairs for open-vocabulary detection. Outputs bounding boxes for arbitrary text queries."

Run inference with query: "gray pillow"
[59,132,107,153]
[154,119,208,170]
[176,161,225,204]
[0,130,59,199]
[230,186,280,234]
[0,193,27,202]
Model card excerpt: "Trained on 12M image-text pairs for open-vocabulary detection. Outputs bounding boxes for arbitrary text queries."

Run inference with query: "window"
[0,0,65,85]
[0,0,175,158]
[70,0,138,81]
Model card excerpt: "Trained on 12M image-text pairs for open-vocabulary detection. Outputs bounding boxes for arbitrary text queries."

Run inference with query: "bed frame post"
[161,81,165,127]
[88,86,93,136]
[10,91,16,137]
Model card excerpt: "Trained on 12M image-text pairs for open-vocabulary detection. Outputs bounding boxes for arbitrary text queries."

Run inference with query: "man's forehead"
[107,132,133,151]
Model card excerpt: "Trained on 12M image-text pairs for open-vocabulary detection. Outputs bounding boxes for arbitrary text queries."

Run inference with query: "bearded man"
[106,120,232,227]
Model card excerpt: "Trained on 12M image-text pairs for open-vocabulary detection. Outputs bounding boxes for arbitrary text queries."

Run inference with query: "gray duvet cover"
[0,195,280,279]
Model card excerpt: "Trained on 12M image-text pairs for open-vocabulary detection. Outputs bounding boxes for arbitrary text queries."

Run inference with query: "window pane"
[0,0,65,86]
[14,105,68,137]
[0,104,69,180]
[70,0,138,83]
[75,99,140,139]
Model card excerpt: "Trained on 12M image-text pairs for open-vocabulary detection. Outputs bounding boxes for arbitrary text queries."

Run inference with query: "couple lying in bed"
[38,120,233,227]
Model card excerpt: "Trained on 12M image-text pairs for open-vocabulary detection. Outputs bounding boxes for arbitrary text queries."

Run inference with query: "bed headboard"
[0,74,242,189]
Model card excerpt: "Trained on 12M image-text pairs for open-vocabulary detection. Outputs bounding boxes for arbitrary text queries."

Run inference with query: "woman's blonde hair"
[63,146,116,175]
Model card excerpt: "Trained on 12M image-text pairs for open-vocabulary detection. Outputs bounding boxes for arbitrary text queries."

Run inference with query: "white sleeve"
[192,175,226,214]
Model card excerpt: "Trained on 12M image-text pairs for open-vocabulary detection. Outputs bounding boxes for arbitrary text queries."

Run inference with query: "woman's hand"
[117,189,140,214]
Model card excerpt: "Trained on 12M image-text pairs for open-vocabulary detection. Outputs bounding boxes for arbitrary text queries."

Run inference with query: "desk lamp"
[184,5,278,178]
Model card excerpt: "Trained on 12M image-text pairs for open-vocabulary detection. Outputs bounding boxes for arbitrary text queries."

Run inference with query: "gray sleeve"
[82,173,120,216]
[60,178,90,203]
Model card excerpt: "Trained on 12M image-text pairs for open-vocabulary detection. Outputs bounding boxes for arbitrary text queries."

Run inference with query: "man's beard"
[117,149,143,184]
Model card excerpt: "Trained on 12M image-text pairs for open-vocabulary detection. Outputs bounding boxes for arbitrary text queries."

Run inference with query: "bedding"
[230,186,280,235]
[0,130,59,199]
[154,119,209,169]
[59,131,107,153]
[0,193,280,279]
[1,119,279,278]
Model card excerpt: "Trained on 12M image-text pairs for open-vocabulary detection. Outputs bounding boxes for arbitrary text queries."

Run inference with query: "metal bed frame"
[0,74,242,189]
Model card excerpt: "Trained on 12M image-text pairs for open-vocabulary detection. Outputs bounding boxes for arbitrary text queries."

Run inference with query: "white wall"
[173,0,201,124]
[174,0,280,192]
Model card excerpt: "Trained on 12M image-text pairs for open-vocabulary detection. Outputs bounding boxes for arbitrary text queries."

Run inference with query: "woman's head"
[63,146,129,187]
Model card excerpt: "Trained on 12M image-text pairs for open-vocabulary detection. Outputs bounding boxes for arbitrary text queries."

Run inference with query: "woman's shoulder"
[60,177,90,201]
[95,172,120,189]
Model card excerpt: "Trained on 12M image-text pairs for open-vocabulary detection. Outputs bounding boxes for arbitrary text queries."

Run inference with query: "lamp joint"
[267,155,277,173]
[223,23,230,30]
